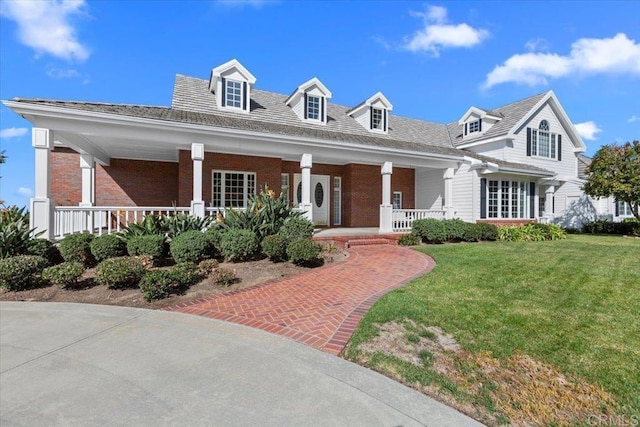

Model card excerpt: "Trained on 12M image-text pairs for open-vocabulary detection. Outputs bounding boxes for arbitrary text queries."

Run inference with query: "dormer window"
[371,107,384,130]
[286,77,332,124]
[306,95,321,120]
[225,79,243,109]
[459,106,502,138]
[209,59,257,114]
[468,119,480,133]
[348,92,392,134]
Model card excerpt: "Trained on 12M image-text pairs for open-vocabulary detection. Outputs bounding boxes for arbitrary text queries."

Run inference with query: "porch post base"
[30,197,53,241]
[299,203,313,222]
[379,204,393,233]
[190,200,205,218]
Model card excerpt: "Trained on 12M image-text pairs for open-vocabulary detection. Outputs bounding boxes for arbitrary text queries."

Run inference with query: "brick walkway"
[164,245,435,355]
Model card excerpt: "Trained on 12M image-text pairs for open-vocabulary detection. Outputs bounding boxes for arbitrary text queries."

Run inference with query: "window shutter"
[557,135,562,161]
[242,81,247,111]
[464,123,468,136]
[221,78,227,107]
[479,118,483,132]
[321,97,325,122]
[615,201,619,217]
[480,178,487,219]
[529,182,536,218]
[369,106,373,129]
[303,93,308,119]
[383,110,388,132]
[526,128,532,156]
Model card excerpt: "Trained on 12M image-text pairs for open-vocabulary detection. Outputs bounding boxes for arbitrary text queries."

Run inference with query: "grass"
[346,234,640,424]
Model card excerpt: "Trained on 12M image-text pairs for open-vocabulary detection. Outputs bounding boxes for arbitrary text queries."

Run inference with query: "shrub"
[90,234,126,262]
[42,262,85,288]
[220,229,259,262]
[398,234,420,246]
[582,219,640,235]
[138,270,172,302]
[95,257,146,289]
[119,214,164,238]
[463,223,483,242]
[498,224,566,242]
[161,213,214,238]
[198,259,219,277]
[0,204,40,259]
[477,223,498,241]
[262,234,288,261]
[412,219,448,244]
[279,216,314,244]
[211,267,238,287]
[168,262,203,290]
[205,227,226,256]
[0,255,48,291]
[25,239,62,265]
[127,235,166,261]
[286,238,322,266]
[443,219,468,242]
[170,230,211,264]
[59,233,95,266]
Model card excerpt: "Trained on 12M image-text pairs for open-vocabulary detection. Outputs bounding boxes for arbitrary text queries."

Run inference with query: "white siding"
[451,164,474,222]
[471,140,508,160]
[415,169,443,210]
[552,181,601,228]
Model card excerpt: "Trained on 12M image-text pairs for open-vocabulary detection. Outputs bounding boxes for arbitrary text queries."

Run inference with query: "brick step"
[345,238,393,248]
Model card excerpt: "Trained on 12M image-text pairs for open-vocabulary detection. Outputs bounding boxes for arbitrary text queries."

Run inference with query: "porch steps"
[314,234,400,249]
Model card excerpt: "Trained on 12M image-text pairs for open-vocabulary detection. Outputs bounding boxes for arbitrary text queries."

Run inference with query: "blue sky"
[1,0,639,207]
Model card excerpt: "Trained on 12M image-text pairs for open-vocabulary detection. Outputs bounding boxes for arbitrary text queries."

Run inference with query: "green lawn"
[346,235,640,424]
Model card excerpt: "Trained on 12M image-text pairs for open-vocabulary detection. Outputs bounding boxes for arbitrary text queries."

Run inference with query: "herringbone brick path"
[164,245,435,355]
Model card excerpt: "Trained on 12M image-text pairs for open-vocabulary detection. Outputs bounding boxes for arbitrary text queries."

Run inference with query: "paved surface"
[1,302,483,427]
[166,245,435,354]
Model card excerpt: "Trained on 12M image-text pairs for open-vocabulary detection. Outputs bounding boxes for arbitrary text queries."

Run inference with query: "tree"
[583,141,640,221]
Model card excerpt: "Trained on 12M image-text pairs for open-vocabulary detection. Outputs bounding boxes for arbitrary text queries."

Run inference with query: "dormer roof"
[285,77,332,106]
[208,59,257,93]
[458,106,503,125]
[347,92,393,116]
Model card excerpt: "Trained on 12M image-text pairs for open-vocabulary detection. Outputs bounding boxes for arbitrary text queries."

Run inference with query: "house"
[2,59,607,240]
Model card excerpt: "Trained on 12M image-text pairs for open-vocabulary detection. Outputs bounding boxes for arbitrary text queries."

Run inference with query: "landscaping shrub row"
[581,219,640,236]
[497,223,566,242]
[409,219,498,244]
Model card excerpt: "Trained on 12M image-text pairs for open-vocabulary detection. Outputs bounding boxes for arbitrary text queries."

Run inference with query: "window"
[371,108,383,130]
[468,120,480,133]
[281,173,290,205]
[225,79,242,108]
[530,120,557,159]
[617,201,633,217]
[307,95,320,120]
[487,180,531,219]
[212,171,256,208]
[392,191,402,209]
[333,177,341,225]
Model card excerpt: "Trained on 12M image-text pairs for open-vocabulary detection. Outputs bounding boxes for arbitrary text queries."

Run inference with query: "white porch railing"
[53,206,191,240]
[205,207,247,218]
[392,209,446,232]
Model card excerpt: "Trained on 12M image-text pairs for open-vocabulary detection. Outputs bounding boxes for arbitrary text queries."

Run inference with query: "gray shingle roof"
[465,152,554,175]
[447,92,548,146]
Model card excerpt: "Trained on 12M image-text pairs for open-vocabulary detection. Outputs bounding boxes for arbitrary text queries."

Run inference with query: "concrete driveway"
[1,302,482,426]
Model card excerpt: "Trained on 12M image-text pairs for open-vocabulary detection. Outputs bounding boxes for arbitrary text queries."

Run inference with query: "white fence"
[392,209,446,232]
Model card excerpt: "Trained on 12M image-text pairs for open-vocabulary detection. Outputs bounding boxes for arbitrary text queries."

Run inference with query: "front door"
[294,174,330,226]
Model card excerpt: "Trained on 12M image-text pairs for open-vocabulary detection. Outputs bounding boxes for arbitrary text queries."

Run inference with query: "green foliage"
[477,223,499,241]
[220,229,259,262]
[169,230,211,263]
[24,239,62,266]
[95,257,147,289]
[583,141,640,221]
[167,262,203,289]
[138,270,171,302]
[90,234,126,262]
[461,223,483,242]
[412,219,499,244]
[59,232,95,266]
[204,227,226,256]
[278,216,314,244]
[161,213,214,238]
[0,255,48,291]
[0,204,42,259]
[42,262,85,288]
[443,219,468,242]
[582,219,640,236]
[261,234,288,261]
[498,223,566,242]
[118,214,164,238]
[198,259,219,276]
[286,238,322,266]
[126,235,166,261]
[211,267,238,287]
[398,234,421,246]
[412,219,448,243]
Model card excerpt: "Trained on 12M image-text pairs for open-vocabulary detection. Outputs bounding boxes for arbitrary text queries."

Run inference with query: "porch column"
[300,153,313,222]
[544,185,555,219]
[379,161,393,233]
[79,154,95,206]
[443,168,454,219]
[190,143,205,218]
[30,128,54,240]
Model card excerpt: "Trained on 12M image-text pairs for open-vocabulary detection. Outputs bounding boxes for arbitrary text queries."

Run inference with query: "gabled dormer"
[285,77,332,124]
[347,92,392,134]
[209,59,257,113]
[459,107,502,138]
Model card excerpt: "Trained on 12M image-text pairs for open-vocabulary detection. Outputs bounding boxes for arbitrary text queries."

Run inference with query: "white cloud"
[403,6,489,56]
[525,38,549,52]
[0,127,28,139]
[0,0,89,61]
[484,33,640,88]
[628,115,639,123]
[45,66,81,79]
[17,187,34,197]
[574,121,602,141]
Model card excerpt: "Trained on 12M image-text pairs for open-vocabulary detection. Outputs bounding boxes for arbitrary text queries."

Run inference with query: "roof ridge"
[12,97,170,109]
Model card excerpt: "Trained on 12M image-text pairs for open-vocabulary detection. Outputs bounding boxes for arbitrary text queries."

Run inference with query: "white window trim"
[531,128,558,160]
[211,170,256,208]
[224,79,244,110]
[281,173,290,205]
[468,120,480,134]
[617,201,633,217]
[371,107,384,131]
[393,191,402,209]
[306,95,322,122]
[487,180,531,219]
[333,177,342,226]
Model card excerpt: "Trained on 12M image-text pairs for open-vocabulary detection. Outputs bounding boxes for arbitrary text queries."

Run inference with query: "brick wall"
[476,219,537,226]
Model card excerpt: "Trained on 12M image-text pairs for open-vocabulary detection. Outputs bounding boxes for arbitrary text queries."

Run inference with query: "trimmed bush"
[59,232,95,266]
[95,256,146,289]
[279,216,314,244]
[0,255,48,291]
[170,230,211,264]
[211,267,238,287]
[90,234,126,262]
[286,238,322,266]
[127,235,166,261]
[198,259,219,277]
[463,223,483,242]
[220,229,259,262]
[138,270,172,302]
[582,219,640,235]
[42,262,85,288]
[262,234,288,262]
[443,219,468,242]
[477,223,498,241]
[25,239,62,266]
[205,227,226,256]
[412,219,448,244]
[168,262,203,290]
[398,234,420,246]
[498,223,566,242]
